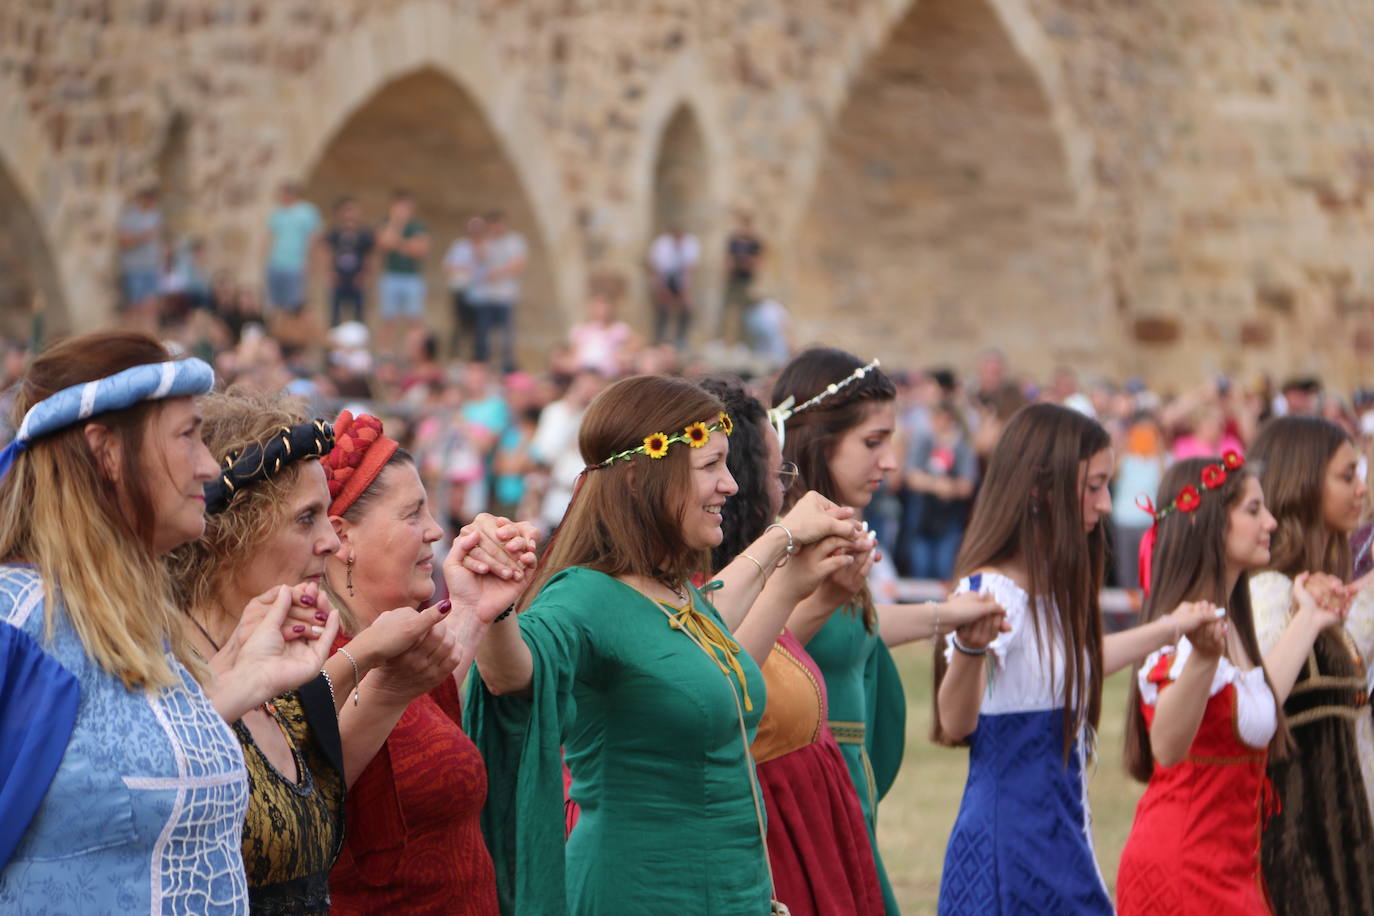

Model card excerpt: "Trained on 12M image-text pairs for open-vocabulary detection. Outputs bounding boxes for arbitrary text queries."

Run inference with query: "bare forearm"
[336,687,411,788]
[1104,617,1177,676]
[878,602,942,647]
[712,528,791,630]
[1264,608,1325,703]
[1150,656,1219,766]
[788,592,843,646]
[733,574,809,666]
[473,615,534,696]
[937,651,986,741]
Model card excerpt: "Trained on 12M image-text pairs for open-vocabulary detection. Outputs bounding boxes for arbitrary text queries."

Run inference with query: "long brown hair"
[932,402,1109,759]
[1122,459,1290,782]
[520,375,725,603]
[0,331,201,688]
[771,347,896,631]
[1250,416,1352,579]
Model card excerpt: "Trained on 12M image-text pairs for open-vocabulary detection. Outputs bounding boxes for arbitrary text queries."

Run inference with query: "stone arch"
[0,79,72,341]
[271,1,577,362]
[302,66,562,364]
[783,0,1109,374]
[155,111,193,243]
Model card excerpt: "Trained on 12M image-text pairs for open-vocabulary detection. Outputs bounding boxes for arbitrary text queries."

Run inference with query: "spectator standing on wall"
[376,190,430,357]
[466,210,527,372]
[117,185,165,334]
[646,224,700,351]
[443,216,486,356]
[263,181,322,323]
[722,212,764,345]
[321,197,374,328]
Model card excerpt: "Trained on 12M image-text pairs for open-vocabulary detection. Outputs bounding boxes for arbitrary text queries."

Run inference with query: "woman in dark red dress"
[320,411,502,915]
[1117,455,1344,915]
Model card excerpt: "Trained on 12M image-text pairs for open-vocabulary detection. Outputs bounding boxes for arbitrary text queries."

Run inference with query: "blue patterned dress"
[0,565,250,915]
[938,572,1112,915]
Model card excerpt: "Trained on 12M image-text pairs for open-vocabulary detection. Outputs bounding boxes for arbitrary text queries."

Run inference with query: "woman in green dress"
[771,348,1003,913]
[461,374,856,914]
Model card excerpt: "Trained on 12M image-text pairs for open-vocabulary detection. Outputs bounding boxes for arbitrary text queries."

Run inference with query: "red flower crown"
[1136,449,1246,596]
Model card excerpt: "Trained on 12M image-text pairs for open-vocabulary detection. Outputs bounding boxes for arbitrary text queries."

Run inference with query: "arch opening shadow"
[647,105,720,342]
[791,0,1099,372]
[304,67,558,364]
[0,163,66,342]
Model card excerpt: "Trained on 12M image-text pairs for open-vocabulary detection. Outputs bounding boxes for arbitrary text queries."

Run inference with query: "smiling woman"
[465,375,781,914]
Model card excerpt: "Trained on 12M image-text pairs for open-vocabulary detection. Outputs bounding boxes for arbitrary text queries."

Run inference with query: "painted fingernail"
[292,625,306,634]
[315,611,329,622]
[437,600,452,614]
[299,593,316,607]
[310,625,323,636]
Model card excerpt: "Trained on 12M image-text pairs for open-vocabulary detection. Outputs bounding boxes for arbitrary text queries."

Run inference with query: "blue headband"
[0,357,215,481]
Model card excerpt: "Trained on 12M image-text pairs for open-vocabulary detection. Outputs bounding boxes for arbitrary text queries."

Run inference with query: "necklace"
[651,567,689,605]
[186,611,278,720]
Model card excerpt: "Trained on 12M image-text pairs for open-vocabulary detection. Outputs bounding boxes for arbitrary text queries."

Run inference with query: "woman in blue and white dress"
[0,331,336,915]
[932,403,1216,915]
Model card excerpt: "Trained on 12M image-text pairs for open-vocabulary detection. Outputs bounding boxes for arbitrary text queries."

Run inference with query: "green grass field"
[876,645,1143,914]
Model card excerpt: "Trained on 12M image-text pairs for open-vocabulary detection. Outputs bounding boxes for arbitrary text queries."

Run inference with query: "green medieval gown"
[467,566,770,915]
[804,605,907,914]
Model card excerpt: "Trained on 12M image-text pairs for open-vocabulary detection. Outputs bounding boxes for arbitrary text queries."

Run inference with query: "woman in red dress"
[1117,455,1346,915]
[321,411,513,915]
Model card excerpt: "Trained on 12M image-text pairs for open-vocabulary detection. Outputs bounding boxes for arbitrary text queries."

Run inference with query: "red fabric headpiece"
[321,410,399,517]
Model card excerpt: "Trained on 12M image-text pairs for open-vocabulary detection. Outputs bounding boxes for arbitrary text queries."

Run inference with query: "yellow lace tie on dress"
[662,601,754,712]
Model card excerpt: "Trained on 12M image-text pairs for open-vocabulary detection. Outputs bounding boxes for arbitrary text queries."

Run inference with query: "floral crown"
[1148,450,1246,520]
[768,358,881,449]
[593,412,733,469]
[1136,450,1246,596]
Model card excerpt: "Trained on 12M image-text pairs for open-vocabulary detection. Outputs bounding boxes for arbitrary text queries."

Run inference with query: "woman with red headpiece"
[320,410,523,915]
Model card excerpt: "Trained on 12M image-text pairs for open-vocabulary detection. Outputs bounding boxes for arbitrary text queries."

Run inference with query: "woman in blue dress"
[933,402,1217,915]
[0,331,335,914]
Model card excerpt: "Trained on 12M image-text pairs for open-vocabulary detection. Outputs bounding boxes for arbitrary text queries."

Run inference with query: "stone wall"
[1,0,1373,386]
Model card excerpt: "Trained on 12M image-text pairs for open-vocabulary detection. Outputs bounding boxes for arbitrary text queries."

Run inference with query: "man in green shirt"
[376,189,430,356]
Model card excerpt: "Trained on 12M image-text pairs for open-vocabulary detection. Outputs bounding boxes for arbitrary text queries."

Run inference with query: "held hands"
[367,602,465,703]
[1171,601,1227,659]
[940,592,1010,651]
[220,584,340,702]
[1293,571,1353,629]
[444,513,541,624]
[778,491,860,547]
[776,533,860,601]
[812,530,878,610]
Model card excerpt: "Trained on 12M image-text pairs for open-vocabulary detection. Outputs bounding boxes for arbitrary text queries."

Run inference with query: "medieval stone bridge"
[4,0,1374,383]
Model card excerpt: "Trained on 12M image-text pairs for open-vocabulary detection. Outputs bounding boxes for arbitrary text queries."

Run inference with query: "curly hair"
[168,388,313,614]
[698,376,773,573]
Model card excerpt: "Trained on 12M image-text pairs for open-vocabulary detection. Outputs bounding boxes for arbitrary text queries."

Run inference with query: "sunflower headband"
[592,412,733,469]
[768,358,881,449]
[204,419,335,515]
[1136,450,1245,596]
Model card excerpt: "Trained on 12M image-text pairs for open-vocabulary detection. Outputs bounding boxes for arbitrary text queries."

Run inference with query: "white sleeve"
[1248,571,1294,656]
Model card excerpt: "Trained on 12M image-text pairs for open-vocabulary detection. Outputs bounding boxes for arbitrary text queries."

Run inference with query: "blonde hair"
[0,332,201,688]
[168,389,311,617]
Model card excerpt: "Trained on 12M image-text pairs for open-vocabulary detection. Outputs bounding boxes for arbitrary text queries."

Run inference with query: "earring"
[346,556,355,596]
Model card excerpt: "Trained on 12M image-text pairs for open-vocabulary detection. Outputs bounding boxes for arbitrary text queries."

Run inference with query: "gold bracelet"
[739,552,769,580]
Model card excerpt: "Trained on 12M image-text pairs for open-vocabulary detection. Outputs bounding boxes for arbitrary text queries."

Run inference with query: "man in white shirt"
[646,225,700,351]
[443,216,486,356]
[466,210,527,372]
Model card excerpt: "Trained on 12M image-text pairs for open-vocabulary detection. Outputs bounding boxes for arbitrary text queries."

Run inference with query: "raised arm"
[936,613,1005,742]
[1103,601,1219,676]
[877,592,1005,648]
[1263,572,1348,703]
[1147,608,1225,767]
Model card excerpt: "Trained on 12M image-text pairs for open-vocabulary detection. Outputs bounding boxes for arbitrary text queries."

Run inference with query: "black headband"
[204,419,335,515]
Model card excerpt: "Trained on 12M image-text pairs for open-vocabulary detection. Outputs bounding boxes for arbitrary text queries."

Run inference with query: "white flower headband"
[767,358,881,449]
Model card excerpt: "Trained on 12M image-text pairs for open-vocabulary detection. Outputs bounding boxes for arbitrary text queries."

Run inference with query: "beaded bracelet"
[952,637,988,657]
